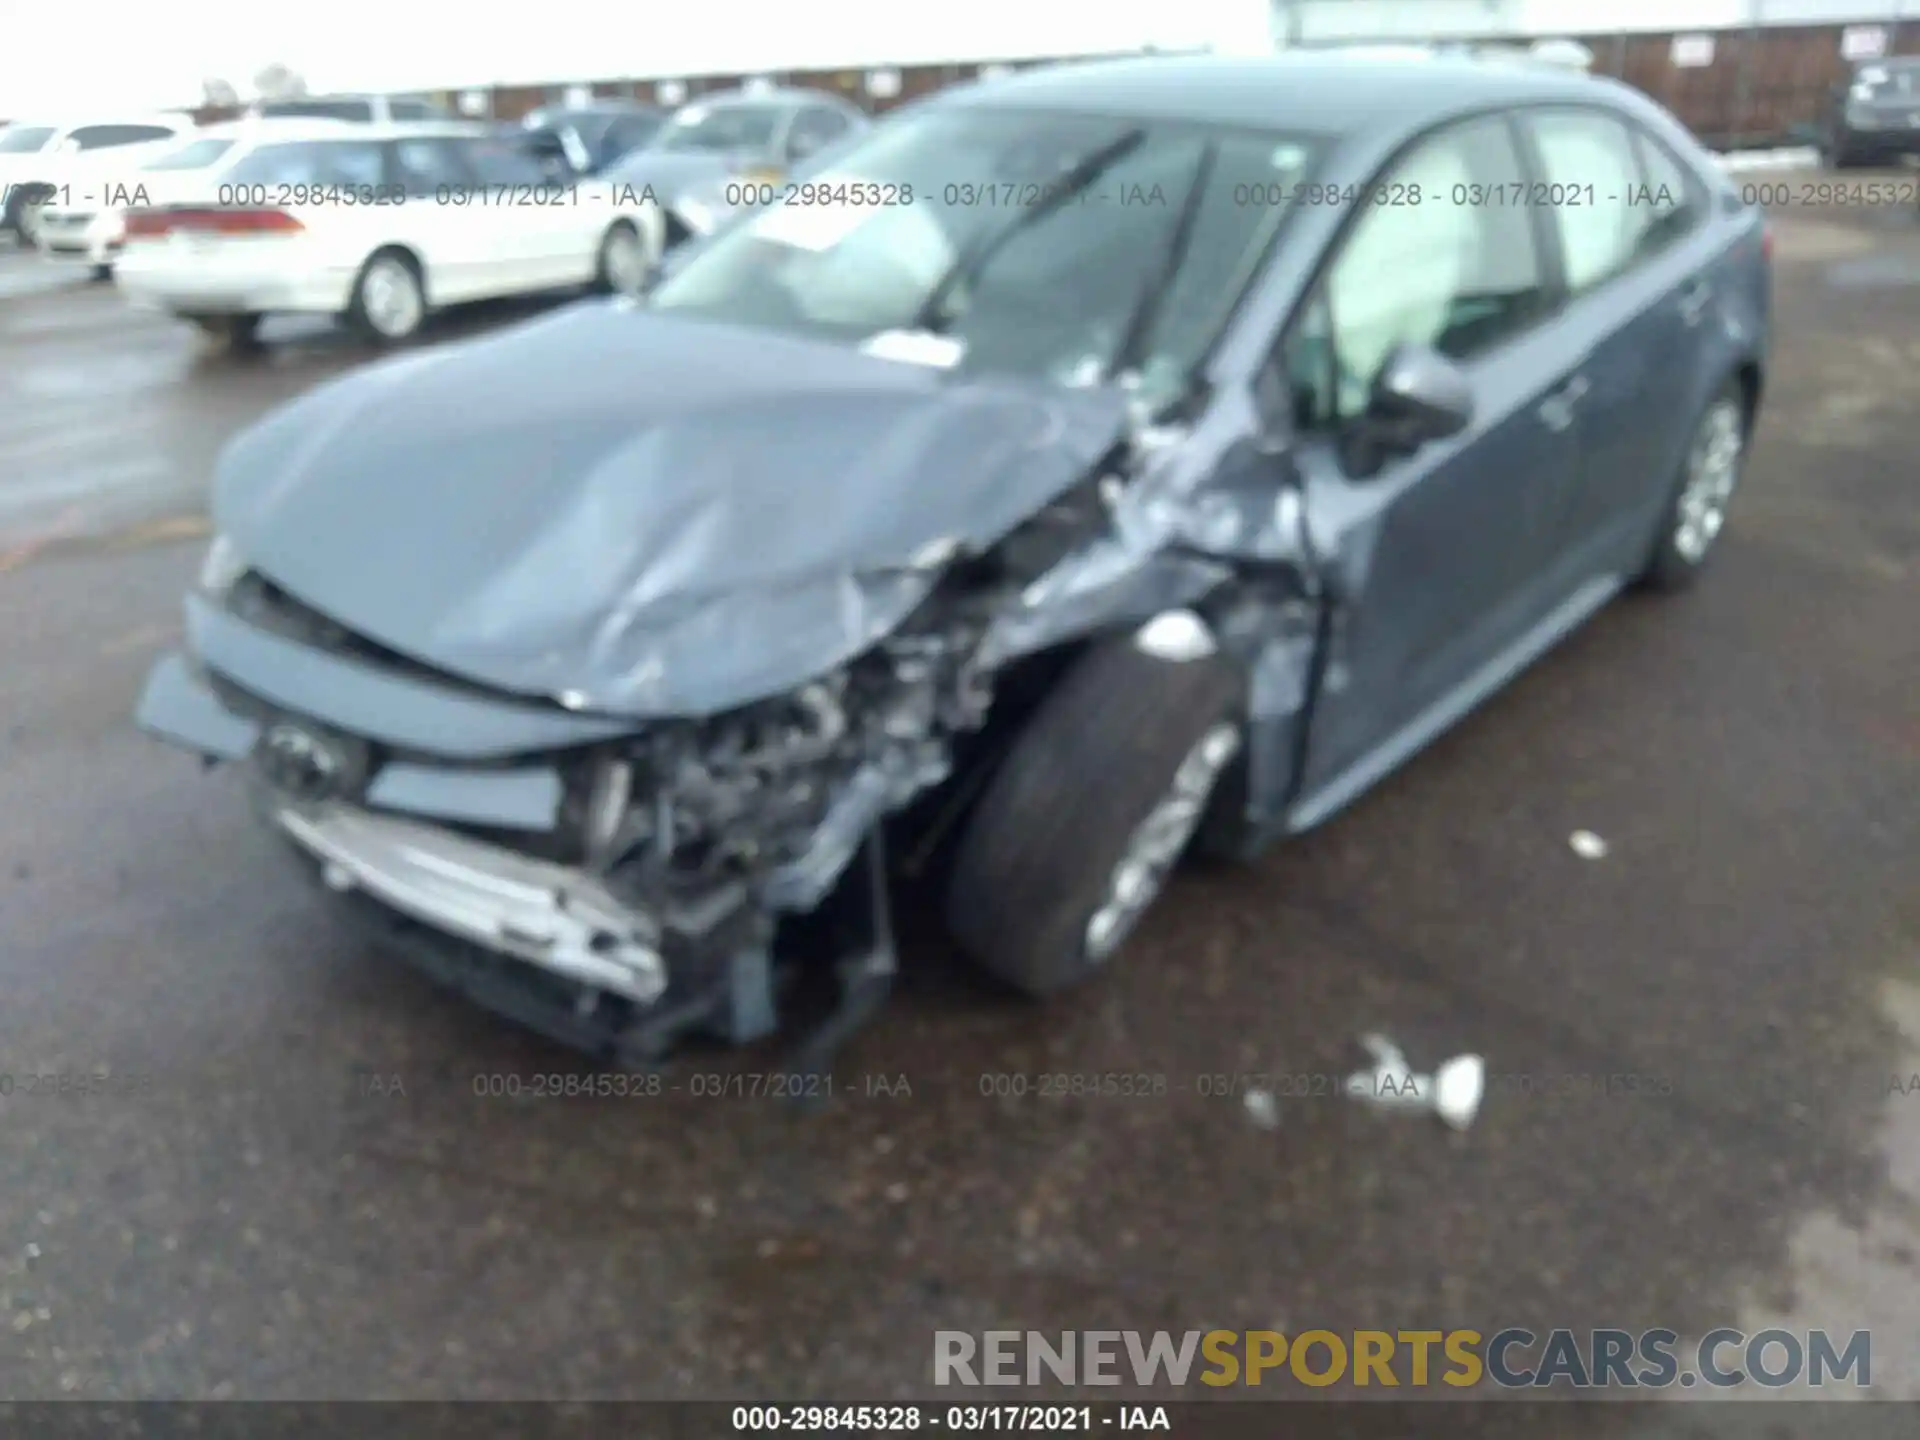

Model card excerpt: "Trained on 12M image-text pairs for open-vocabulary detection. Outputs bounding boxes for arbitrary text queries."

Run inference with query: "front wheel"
[1637,382,1747,592]
[945,629,1244,997]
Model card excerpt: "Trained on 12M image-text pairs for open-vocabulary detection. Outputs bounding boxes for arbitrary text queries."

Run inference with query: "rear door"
[1277,114,1587,823]
[1516,107,1726,577]
[385,134,493,302]
[456,134,593,291]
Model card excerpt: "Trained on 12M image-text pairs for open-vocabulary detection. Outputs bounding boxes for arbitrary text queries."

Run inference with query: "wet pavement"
[0,193,1914,1414]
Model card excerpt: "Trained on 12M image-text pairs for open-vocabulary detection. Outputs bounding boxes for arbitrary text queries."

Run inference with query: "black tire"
[1822,129,1864,170]
[945,630,1244,997]
[180,312,263,352]
[3,183,49,246]
[345,248,426,344]
[1636,380,1748,593]
[89,263,113,283]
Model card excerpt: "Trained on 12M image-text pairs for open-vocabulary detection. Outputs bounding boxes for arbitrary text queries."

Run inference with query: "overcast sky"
[1,0,1280,117]
[4,0,1887,117]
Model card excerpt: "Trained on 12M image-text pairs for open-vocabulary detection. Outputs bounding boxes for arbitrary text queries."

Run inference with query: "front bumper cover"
[136,647,895,1072]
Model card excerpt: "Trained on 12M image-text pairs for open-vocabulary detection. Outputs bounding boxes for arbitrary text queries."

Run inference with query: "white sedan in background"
[36,119,354,279]
[113,121,666,349]
[0,114,196,246]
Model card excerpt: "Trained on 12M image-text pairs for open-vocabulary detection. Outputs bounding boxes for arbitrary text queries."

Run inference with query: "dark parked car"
[517,100,666,176]
[134,54,1770,1075]
[1821,56,1920,167]
[602,87,869,243]
[248,94,450,124]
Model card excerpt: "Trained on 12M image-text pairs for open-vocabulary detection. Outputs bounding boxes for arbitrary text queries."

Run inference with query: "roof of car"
[527,100,661,119]
[944,53,1612,137]
[197,117,368,141]
[238,119,491,144]
[680,87,858,110]
[10,114,196,132]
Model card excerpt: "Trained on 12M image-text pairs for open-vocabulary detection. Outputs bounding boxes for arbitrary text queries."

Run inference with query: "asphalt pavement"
[0,198,1914,1416]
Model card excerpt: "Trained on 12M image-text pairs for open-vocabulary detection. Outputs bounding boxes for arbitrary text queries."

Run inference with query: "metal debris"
[1345,1033,1486,1131]
[1242,1088,1280,1130]
[1569,829,1610,860]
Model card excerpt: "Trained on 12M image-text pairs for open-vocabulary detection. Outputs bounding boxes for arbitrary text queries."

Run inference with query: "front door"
[1276,114,1592,827]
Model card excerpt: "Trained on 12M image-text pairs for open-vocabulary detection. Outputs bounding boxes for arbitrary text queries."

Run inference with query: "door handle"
[1537,374,1589,432]
[1678,279,1712,326]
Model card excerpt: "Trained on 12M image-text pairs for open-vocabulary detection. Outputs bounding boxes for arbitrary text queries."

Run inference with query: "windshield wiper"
[1107,141,1216,388]
[910,128,1148,335]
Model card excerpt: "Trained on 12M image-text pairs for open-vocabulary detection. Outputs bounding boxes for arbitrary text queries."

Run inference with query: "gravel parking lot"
[0,183,1914,1415]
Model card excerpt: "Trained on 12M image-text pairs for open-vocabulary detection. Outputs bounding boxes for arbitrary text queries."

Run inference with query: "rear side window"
[388,99,441,121]
[1526,110,1648,295]
[69,124,180,149]
[258,100,375,122]
[390,138,472,193]
[1631,130,1704,257]
[222,140,387,189]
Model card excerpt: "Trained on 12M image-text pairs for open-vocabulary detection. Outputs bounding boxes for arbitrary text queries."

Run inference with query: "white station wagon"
[113,121,666,348]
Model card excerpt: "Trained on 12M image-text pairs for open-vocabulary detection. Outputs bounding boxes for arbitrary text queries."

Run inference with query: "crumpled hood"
[215,301,1130,718]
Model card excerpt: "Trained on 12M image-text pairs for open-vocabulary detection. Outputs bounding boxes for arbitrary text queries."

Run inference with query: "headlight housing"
[198,534,246,598]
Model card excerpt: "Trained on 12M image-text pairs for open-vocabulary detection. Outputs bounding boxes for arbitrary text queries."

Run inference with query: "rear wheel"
[346,249,426,343]
[946,627,1244,997]
[593,220,650,296]
[1637,381,1747,592]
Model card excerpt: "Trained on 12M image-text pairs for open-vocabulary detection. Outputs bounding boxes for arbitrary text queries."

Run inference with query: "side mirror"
[1363,344,1474,455]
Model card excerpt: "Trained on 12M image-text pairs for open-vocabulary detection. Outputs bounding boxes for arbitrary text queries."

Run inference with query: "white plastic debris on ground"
[1345,1033,1486,1131]
[1569,829,1610,860]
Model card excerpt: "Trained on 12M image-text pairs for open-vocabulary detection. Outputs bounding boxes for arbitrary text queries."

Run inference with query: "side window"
[461,137,552,186]
[786,107,850,161]
[1527,110,1647,295]
[1631,130,1704,256]
[388,99,439,121]
[390,138,471,194]
[318,142,387,188]
[70,124,176,149]
[605,114,662,159]
[1288,116,1548,427]
[221,140,385,190]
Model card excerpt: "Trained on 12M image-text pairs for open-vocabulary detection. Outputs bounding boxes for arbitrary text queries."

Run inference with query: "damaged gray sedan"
[135,54,1771,1072]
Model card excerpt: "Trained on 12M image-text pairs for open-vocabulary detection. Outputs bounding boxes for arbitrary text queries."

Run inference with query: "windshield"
[1857,59,1920,96]
[142,136,237,171]
[0,125,57,154]
[656,102,781,153]
[650,106,1318,405]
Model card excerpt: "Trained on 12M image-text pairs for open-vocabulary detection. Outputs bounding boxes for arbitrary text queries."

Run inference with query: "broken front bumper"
[133,648,805,1064]
[275,801,669,1005]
